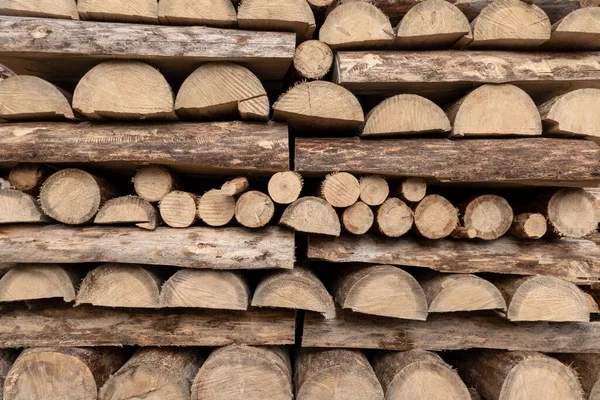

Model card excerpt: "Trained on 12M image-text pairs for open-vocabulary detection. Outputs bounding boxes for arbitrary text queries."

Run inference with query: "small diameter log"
[268,171,303,204]
[421,274,507,313]
[159,190,198,228]
[100,348,203,400]
[335,265,428,320]
[221,177,249,196]
[452,350,584,400]
[94,195,159,230]
[39,168,117,225]
[192,345,292,400]
[0,0,79,19]
[461,195,514,240]
[8,163,51,194]
[158,0,237,27]
[342,201,374,235]
[0,264,80,303]
[237,0,316,41]
[293,40,334,80]
[78,0,159,23]
[235,190,275,228]
[376,197,413,238]
[553,353,600,399]
[493,275,590,322]
[76,263,161,308]
[545,7,600,50]
[450,226,477,239]
[295,349,384,400]
[539,88,600,142]
[0,177,9,190]
[359,175,389,206]
[396,177,427,203]
[510,213,547,239]
[544,188,598,238]
[372,350,471,400]
[252,267,335,318]
[197,189,235,227]
[321,172,360,208]
[413,194,458,239]
[0,189,49,224]
[4,347,127,400]
[133,165,179,203]
[280,196,341,236]
[160,269,250,310]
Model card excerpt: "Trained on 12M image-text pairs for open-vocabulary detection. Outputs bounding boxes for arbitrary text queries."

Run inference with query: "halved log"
[376,197,413,237]
[197,189,235,227]
[413,194,458,239]
[235,190,275,228]
[295,349,384,400]
[335,264,428,320]
[175,62,268,121]
[362,94,451,137]
[0,0,78,19]
[192,345,292,400]
[252,267,335,318]
[76,263,161,308]
[494,275,589,322]
[342,201,374,235]
[73,60,176,121]
[359,175,388,206]
[293,40,334,80]
[320,2,394,49]
[221,177,249,196]
[160,269,250,310]
[461,194,514,240]
[0,75,75,121]
[545,7,600,50]
[280,196,341,236]
[395,177,427,203]
[0,189,49,224]
[554,353,600,400]
[268,172,303,204]
[510,213,547,239]
[4,348,126,400]
[133,165,179,203]
[0,264,79,302]
[78,0,159,23]
[539,88,600,142]
[446,84,542,137]
[321,172,360,208]
[94,196,159,230]
[543,188,598,238]
[395,0,471,48]
[8,163,51,194]
[421,274,506,313]
[273,81,364,131]
[159,190,198,228]
[237,0,316,41]
[372,350,471,400]
[100,348,203,400]
[158,0,237,27]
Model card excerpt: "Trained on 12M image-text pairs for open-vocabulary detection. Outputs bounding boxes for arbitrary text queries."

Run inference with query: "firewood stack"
[0,0,599,399]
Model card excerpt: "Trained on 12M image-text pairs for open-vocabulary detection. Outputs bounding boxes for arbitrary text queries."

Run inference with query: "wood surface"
[268,172,303,205]
[320,172,360,208]
[235,190,274,228]
[221,177,249,196]
[158,0,237,27]
[94,196,158,230]
[0,0,79,19]
[510,213,547,239]
[421,274,506,313]
[554,353,600,399]
[159,190,198,228]
[342,201,374,235]
[197,189,235,227]
[545,7,600,50]
[293,40,334,80]
[540,88,600,142]
[461,194,514,240]
[0,189,49,224]
[78,0,159,23]
[0,264,80,303]
[280,196,341,236]
[237,0,316,41]
[375,197,413,237]
[8,163,51,194]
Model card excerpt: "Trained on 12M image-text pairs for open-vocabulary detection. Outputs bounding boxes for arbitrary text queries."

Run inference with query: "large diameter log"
[545,7,600,50]
[540,88,600,142]
[413,194,458,239]
[94,195,158,230]
[0,0,78,19]
[78,0,159,23]
[280,196,341,236]
[421,274,506,313]
[158,0,237,27]
[293,40,334,80]
[0,225,295,270]
[237,0,316,41]
[8,163,51,194]
[543,188,598,238]
[295,137,600,187]
[461,194,514,240]
[0,189,49,224]
[553,353,600,399]
[0,264,79,303]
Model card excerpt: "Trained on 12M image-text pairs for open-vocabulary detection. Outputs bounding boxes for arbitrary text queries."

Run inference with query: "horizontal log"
[0,302,295,346]
[308,234,600,284]
[0,122,289,175]
[0,225,295,269]
[302,309,600,352]
[295,137,600,187]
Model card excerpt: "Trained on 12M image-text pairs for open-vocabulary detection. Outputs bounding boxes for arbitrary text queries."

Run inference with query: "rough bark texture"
[8,163,51,194]
[553,353,600,399]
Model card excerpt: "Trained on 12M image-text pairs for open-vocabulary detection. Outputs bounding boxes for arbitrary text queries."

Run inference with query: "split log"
[320,2,394,49]
[510,213,547,239]
[321,172,360,208]
[0,189,49,224]
[362,94,451,137]
[221,177,249,196]
[334,265,428,320]
[295,349,384,400]
[273,81,364,131]
[235,190,275,228]
[280,196,341,236]
[372,350,471,400]
[0,0,78,19]
[461,194,513,240]
[359,175,389,206]
[0,75,75,121]
[192,345,292,400]
[268,172,303,204]
[376,197,413,237]
[421,274,506,313]
[197,189,235,227]
[94,196,159,230]
[159,190,198,228]
[78,0,159,23]
[293,40,334,80]
[0,264,79,303]
[452,350,584,400]
[539,88,600,142]
[395,0,471,48]
[545,7,600,50]
[100,348,203,400]
[8,163,51,194]
[4,347,126,400]
[133,165,179,203]
[553,353,600,400]
[73,60,176,121]
[158,0,237,27]
[446,84,542,137]
[395,177,427,203]
[413,194,458,239]
[342,201,374,235]
[175,62,268,121]
[237,0,316,41]
[160,269,249,310]
[542,188,598,238]
[252,267,335,318]
[493,275,589,322]
[76,263,161,308]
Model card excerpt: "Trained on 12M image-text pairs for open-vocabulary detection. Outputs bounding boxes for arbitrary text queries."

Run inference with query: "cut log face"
[295,349,384,400]
[421,274,507,313]
[133,165,178,203]
[539,88,600,142]
[510,213,547,239]
[73,60,176,121]
[413,194,458,239]
[94,195,159,230]
[159,190,198,228]
[362,94,451,137]
[237,0,316,41]
[221,177,249,196]
[235,190,275,228]
[197,189,235,227]
[175,62,269,121]
[547,188,598,238]
[0,0,78,19]
[359,175,389,206]
[321,172,360,208]
[320,2,395,49]
[252,267,335,318]
[397,177,427,203]
[0,76,76,121]
[372,350,471,400]
[376,197,413,238]
[462,194,514,240]
[343,201,374,235]
[280,196,341,236]
[0,264,78,302]
[335,264,428,320]
[293,40,334,80]
[158,0,237,27]
[395,0,471,48]
[192,345,292,400]
[0,189,49,224]
[273,81,364,131]
[446,84,542,137]
[546,7,600,50]
[554,353,600,400]
[76,263,161,308]
[8,163,51,194]
[494,275,590,322]
[268,171,303,205]
[78,0,159,23]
